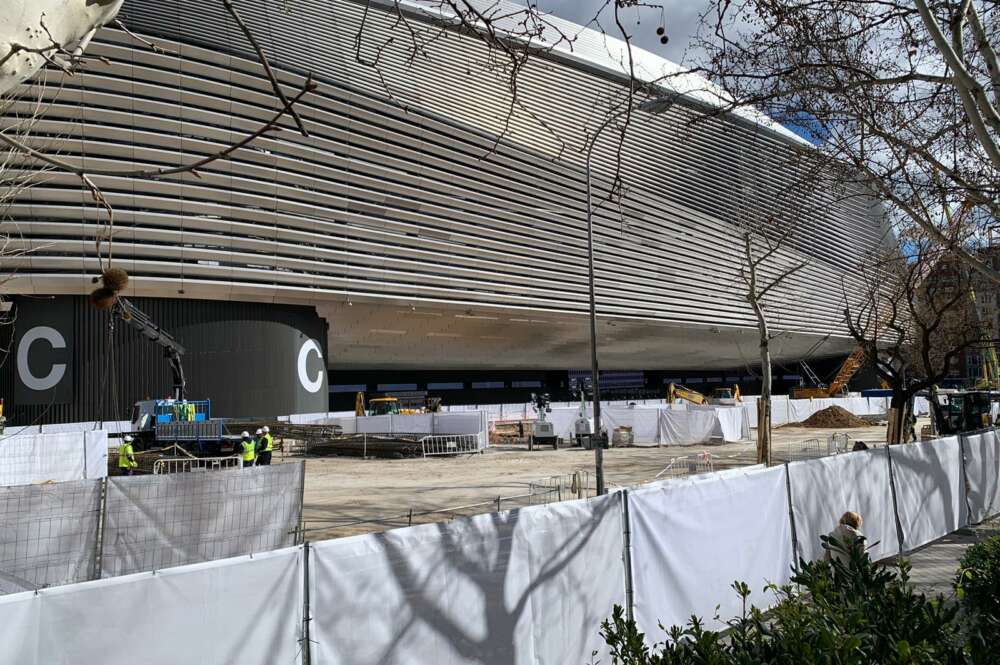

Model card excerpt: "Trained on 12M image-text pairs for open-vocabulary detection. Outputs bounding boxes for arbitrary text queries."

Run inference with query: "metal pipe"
[621,489,635,622]
[584,116,614,496]
[301,541,312,665]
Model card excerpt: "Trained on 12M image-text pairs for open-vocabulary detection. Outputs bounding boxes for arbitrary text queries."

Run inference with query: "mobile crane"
[114,297,235,451]
[791,347,867,399]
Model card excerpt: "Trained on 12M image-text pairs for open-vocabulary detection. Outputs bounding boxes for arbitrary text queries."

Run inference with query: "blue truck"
[130,398,239,451]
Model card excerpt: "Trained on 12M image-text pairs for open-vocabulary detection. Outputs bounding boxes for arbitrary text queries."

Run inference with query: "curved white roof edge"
[381,0,811,146]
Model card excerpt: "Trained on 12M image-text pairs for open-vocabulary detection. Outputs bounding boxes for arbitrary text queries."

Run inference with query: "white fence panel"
[384,414,433,434]
[629,466,793,636]
[543,406,590,441]
[102,463,303,577]
[962,430,1000,524]
[603,407,660,445]
[0,431,107,486]
[0,480,102,594]
[310,493,624,665]
[84,431,108,480]
[2,421,130,436]
[891,437,966,552]
[694,405,750,441]
[787,399,818,423]
[356,415,393,434]
[0,547,303,665]
[788,448,899,562]
[657,409,719,445]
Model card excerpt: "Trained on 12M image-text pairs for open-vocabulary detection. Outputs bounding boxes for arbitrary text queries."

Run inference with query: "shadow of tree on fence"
[314,494,620,665]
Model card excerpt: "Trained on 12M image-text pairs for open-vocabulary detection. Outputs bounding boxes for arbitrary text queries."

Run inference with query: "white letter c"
[17,326,67,391]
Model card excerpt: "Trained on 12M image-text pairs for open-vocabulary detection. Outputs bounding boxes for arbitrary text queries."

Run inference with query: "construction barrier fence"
[0,462,304,594]
[0,431,108,486]
[1,432,998,664]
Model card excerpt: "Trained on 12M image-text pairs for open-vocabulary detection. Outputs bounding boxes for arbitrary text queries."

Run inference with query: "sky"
[526,0,712,65]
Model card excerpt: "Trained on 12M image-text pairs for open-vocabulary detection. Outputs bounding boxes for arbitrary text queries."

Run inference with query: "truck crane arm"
[112,297,187,401]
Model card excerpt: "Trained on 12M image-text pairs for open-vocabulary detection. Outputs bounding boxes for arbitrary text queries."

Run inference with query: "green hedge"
[956,534,1000,631]
[602,540,993,664]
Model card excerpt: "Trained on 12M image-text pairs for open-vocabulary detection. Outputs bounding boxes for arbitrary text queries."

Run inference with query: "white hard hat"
[124,435,133,443]
[241,431,250,438]
[255,428,263,435]
[262,426,269,434]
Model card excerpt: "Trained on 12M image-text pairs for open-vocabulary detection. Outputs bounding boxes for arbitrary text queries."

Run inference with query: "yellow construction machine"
[355,392,442,416]
[668,383,742,405]
[791,347,866,399]
[970,287,1000,390]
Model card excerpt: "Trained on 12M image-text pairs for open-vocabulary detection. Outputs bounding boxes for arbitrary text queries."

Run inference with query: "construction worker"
[118,435,138,476]
[239,431,256,468]
[257,425,274,466]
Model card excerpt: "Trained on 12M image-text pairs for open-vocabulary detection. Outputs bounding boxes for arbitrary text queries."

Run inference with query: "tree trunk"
[887,392,910,444]
[757,325,773,465]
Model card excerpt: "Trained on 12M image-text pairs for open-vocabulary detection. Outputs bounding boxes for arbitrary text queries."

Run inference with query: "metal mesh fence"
[101,462,305,577]
[0,480,102,594]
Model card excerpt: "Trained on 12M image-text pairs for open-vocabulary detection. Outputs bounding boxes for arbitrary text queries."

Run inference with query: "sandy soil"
[296,421,899,540]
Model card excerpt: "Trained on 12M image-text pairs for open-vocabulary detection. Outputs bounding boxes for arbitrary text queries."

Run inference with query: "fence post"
[301,541,312,665]
[297,460,307,545]
[885,445,906,556]
[93,476,109,580]
[958,432,974,526]
[621,489,635,622]
[783,462,799,569]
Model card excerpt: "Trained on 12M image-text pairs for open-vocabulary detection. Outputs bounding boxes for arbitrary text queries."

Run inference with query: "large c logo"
[297,339,324,393]
[17,326,67,391]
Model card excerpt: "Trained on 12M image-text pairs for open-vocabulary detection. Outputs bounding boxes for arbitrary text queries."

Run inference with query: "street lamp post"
[582,100,671,495]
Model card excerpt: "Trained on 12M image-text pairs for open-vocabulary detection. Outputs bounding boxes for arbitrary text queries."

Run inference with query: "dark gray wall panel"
[0,296,328,423]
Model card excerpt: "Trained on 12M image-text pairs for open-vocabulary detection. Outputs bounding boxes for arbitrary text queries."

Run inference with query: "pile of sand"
[802,405,870,428]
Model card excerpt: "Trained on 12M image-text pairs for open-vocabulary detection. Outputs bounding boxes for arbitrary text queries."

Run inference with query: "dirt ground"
[296,420,904,540]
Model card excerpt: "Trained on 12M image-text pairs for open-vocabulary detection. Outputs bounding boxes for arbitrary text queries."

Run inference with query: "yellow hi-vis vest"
[118,442,137,469]
[240,439,256,463]
[263,433,274,452]
[185,402,196,421]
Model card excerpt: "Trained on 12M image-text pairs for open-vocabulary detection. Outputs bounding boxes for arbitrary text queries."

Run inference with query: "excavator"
[791,347,867,399]
[668,383,742,406]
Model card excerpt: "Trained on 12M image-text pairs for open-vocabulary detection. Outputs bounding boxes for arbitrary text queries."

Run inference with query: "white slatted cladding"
[5,0,886,338]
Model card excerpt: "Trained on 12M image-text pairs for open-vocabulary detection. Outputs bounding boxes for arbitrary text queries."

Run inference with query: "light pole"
[583,99,673,495]
[583,115,620,496]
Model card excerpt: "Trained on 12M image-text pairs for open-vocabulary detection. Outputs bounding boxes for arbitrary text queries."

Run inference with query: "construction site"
[2,0,1000,663]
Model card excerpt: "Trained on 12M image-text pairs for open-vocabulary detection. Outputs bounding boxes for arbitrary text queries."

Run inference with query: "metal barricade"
[654,452,715,480]
[829,432,853,454]
[527,471,593,504]
[419,434,481,457]
[778,437,824,461]
[152,456,243,474]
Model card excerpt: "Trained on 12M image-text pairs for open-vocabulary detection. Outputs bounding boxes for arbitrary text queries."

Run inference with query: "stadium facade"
[0,0,890,421]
